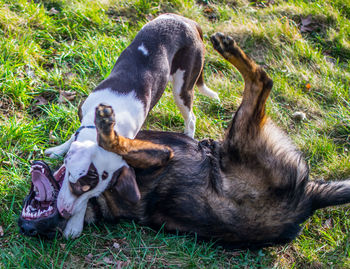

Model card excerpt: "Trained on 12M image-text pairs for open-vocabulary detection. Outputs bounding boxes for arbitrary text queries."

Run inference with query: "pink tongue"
[32,170,53,201]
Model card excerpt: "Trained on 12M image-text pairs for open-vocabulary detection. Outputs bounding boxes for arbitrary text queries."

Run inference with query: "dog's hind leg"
[170,68,197,138]
[211,33,310,192]
[210,33,273,153]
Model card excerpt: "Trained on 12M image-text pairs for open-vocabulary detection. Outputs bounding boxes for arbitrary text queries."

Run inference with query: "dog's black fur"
[19,33,350,248]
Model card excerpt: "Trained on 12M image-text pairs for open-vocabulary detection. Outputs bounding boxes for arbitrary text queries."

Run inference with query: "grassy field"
[0,0,349,267]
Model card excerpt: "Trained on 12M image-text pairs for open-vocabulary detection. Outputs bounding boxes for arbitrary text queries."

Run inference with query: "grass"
[0,0,349,267]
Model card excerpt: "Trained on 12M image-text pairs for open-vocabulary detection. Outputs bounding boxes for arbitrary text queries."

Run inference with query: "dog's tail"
[307,179,350,211]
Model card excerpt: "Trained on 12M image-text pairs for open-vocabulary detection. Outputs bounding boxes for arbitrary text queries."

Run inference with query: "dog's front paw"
[45,146,65,159]
[63,225,82,239]
[210,33,239,58]
[63,216,84,239]
[95,103,115,135]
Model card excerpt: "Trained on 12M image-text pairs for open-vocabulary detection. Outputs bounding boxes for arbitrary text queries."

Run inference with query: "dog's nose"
[20,222,38,237]
[59,208,72,219]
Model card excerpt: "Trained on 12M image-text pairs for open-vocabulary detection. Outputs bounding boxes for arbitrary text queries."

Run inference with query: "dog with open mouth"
[19,33,350,248]
[18,161,66,238]
[42,14,219,239]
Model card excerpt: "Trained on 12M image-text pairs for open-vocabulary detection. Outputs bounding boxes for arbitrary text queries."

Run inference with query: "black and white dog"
[44,14,218,238]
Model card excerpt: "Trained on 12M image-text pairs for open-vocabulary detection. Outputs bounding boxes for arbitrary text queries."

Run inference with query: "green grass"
[0,0,349,267]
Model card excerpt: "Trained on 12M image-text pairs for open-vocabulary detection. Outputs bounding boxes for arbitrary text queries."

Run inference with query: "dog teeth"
[30,164,45,174]
[22,203,54,219]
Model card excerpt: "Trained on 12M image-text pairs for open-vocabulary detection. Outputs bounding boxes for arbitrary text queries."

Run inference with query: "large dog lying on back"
[19,33,350,248]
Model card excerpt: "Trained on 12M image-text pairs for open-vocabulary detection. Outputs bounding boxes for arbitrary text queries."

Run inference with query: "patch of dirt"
[203,5,219,22]
[250,0,276,8]
[0,97,15,115]
[106,1,182,26]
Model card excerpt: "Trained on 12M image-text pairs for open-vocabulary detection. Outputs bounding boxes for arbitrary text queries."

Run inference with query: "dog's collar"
[74,125,96,141]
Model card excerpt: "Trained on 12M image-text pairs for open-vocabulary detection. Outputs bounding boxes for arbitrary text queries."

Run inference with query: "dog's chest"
[81,89,145,139]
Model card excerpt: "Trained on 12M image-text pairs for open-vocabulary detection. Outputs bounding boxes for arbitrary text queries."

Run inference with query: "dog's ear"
[116,137,174,169]
[112,166,140,204]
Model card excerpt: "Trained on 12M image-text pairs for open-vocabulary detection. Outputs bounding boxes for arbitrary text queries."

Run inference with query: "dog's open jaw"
[21,161,64,220]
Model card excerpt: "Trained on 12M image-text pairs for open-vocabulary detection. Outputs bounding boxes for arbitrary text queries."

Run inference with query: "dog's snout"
[59,208,72,219]
[20,222,38,237]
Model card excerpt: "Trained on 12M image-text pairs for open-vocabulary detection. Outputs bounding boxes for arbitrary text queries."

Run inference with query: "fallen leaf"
[292,111,306,121]
[25,67,36,79]
[301,16,312,26]
[300,15,316,33]
[325,56,336,65]
[49,130,58,144]
[323,218,333,229]
[204,6,214,14]
[254,0,275,8]
[34,96,48,106]
[113,242,120,249]
[64,72,76,82]
[85,253,93,262]
[103,256,115,265]
[60,243,66,249]
[146,14,154,21]
[48,7,59,15]
[203,5,218,21]
[305,83,311,90]
[59,90,76,103]
[0,226,4,236]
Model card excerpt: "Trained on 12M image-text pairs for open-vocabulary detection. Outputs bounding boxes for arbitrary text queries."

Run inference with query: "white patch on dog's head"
[57,140,127,217]
[64,141,95,183]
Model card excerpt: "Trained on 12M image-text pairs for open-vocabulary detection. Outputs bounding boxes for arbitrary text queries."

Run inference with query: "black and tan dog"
[19,33,350,248]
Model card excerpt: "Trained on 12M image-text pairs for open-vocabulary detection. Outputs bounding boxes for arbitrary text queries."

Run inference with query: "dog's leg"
[196,70,220,101]
[45,135,74,158]
[95,104,173,168]
[210,33,273,154]
[63,201,87,239]
[171,69,197,138]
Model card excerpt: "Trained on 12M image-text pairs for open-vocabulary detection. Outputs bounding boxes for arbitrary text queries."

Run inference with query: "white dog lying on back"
[45,14,219,238]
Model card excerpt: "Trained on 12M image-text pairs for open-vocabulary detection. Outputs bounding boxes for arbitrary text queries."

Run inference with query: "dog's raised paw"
[95,103,116,133]
[210,32,225,54]
[211,33,240,59]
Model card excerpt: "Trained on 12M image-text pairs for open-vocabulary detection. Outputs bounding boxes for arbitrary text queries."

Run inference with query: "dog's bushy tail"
[307,179,350,211]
